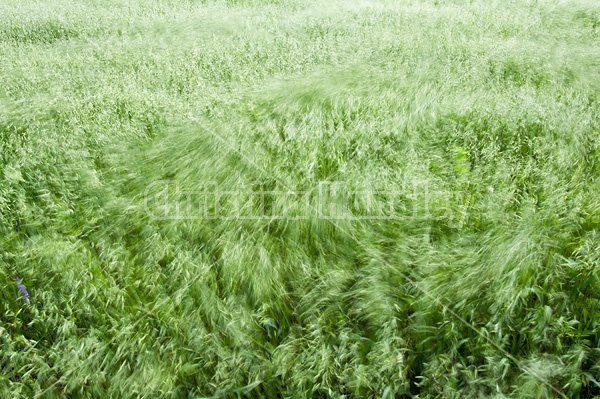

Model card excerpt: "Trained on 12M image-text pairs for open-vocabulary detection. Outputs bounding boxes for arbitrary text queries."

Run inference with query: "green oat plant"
[1,0,600,397]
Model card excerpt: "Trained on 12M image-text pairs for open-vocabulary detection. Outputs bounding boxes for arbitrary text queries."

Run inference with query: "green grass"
[1,0,600,397]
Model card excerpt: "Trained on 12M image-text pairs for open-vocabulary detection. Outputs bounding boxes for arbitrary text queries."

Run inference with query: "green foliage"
[1,0,599,397]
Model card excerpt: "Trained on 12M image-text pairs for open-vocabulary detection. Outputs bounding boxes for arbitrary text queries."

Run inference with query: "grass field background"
[1,0,600,397]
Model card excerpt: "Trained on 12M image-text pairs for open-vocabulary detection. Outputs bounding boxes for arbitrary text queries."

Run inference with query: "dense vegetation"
[1,0,599,397]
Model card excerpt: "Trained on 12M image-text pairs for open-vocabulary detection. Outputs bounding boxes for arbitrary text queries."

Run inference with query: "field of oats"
[1,0,600,397]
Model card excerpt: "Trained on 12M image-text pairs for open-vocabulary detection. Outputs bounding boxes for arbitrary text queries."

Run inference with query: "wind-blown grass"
[1,0,599,397]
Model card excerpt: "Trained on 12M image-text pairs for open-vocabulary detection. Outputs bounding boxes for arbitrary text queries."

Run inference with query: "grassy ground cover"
[1,0,600,397]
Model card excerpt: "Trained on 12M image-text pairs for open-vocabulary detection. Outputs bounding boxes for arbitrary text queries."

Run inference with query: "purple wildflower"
[15,277,30,305]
